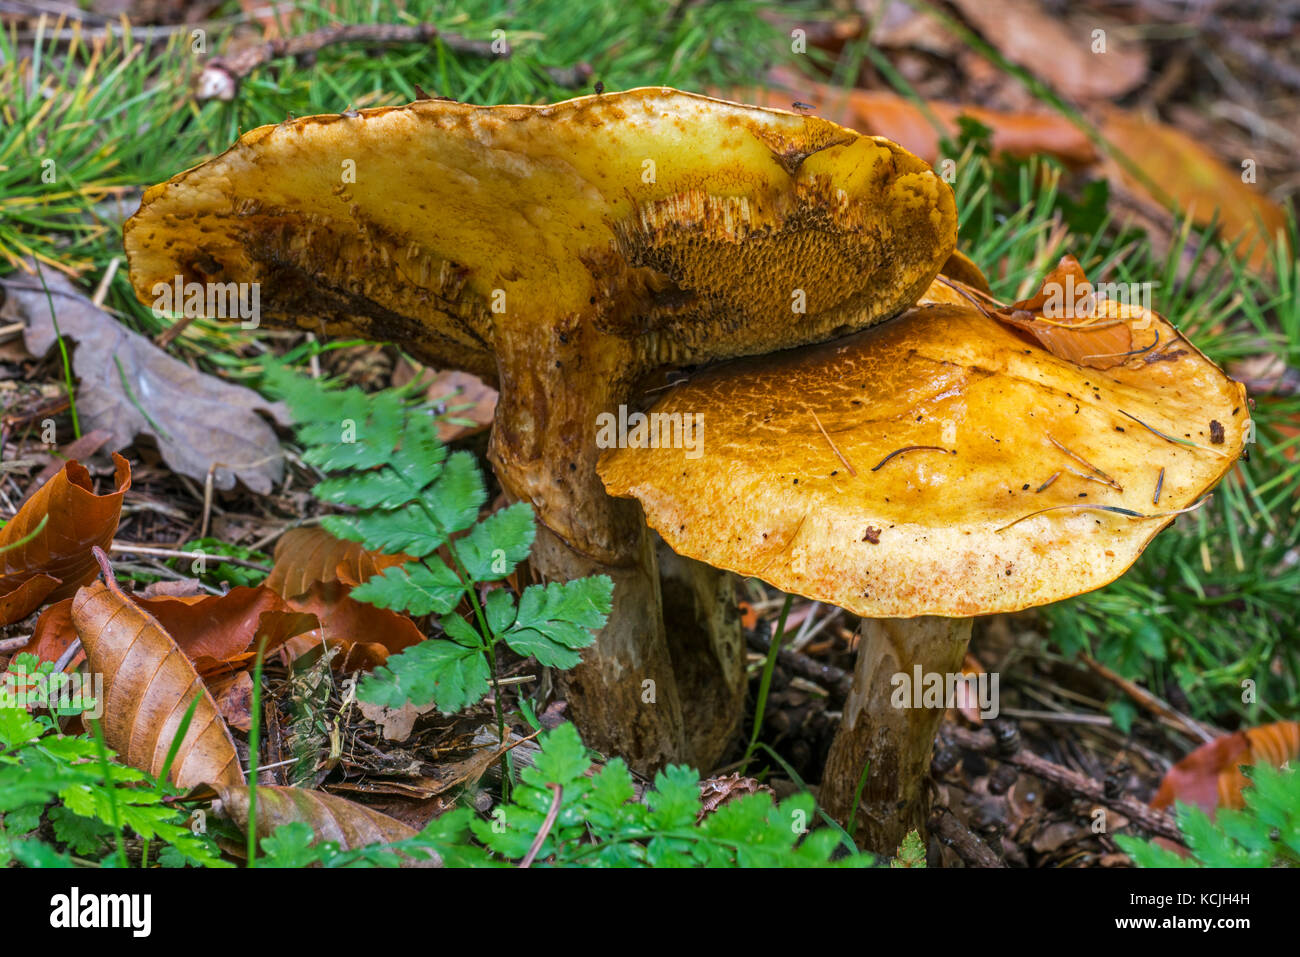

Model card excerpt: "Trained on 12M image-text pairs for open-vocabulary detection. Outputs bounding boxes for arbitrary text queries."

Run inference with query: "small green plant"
[266,366,614,740]
[256,723,872,868]
[891,829,927,868]
[1117,763,1300,868]
[0,658,223,868]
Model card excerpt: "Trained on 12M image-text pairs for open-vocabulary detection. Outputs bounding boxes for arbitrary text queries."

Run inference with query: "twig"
[110,541,272,572]
[929,806,1006,868]
[519,784,563,868]
[745,628,852,702]
[943,724,1182,842]
[0,635,33,654]
[1081,655,1218,744]
[197,23,507,103]
[53,637,83,674]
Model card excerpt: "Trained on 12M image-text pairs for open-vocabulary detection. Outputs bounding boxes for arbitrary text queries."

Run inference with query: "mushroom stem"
[529,525,690,771]
[489,326,733,772]
[656,542,746,769]
[820,616,974,855]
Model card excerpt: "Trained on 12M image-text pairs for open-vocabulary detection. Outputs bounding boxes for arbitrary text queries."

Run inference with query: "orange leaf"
[281,582,425,672]
[0,455,130,624]
[1100,110,1290,271]
[20,586,317,681]
[994,255,1138,370]
[425,369,498,442]
[72,552,244,790]
[142,586,307,666]
[1152,721,1300,814]
[266,527,409,597]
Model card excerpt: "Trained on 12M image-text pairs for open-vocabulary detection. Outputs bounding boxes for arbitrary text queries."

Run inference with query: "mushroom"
[123,88,957,772]
[598,268,1249,851]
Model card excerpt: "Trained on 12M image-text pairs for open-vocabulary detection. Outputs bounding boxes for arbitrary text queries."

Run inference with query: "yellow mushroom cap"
[599,295,1248,617]
[124,88,956,380]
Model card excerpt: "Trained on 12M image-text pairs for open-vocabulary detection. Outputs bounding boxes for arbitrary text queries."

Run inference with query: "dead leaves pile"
[0,459,437,862]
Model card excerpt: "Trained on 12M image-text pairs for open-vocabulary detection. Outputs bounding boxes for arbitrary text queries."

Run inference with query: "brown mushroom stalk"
[599,269,1248,850]
[124,89,957,773]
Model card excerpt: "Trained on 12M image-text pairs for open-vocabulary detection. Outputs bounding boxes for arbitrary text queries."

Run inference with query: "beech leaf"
[72,550,243,790]
[1,265,288,493]
[0,454,130,625]
[216,785,438,866]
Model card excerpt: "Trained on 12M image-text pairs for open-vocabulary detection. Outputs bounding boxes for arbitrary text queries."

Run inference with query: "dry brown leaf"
[213,671,254,732]
[216,784,437,865]
[994,255,1137,370]
[424,369,498,442]
[1100,110,1291,271]
[1152,721,1300,814]
[142,586,309,670]
[698,773,773,821]
[266,526,409,598]
[358,699,437,742]
[948,0,1147,101]
[0,454,130,625]
[20,585,315,679]
[1,265,288,493]
[20,598,81,667]
[73,550,244,790]
[280,582,425,672]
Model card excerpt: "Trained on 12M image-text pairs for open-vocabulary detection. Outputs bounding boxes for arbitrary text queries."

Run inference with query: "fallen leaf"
[1099,110,1291,270]
[1,265,288,493]
[266,526,409,598]
[213,671,254,732]
[698,772,773,821]
[737,601,759,630]
[73,551,244,790]
[424,369,498,442]
[28,429,113,488]
[142,586,306,669]
[993,255,1137,369]
[216,784,437,865]
[20,585,316,680]
[280,582,425,672]
[947,652,986,725]
[949,0,1147,101]
[1151,721,1300,815]
[0,454,130,624]
[21,598,80,667]
[359,699,437,742]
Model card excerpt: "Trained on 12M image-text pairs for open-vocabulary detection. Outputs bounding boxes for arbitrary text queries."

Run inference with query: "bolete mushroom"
[123,89,957,772]
[598,266,1248,852]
